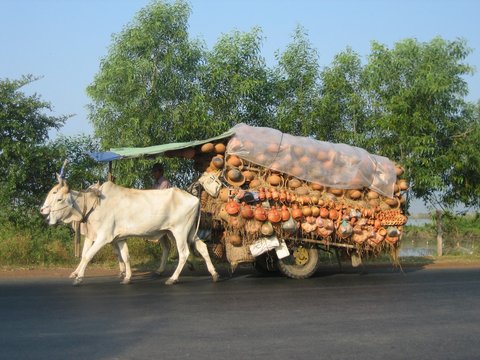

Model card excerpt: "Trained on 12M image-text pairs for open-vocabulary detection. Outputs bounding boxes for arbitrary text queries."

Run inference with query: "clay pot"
[385,236,399,245]
[320,207,330,218]
[384,197,399,207]
[329,188,344,197]
[200,142,214,153]
[242,170,255,182]
[261,222,274,236]
[210,155,224,169]
[228,233,242,247]
[337,220,353,238]
[366,191,380,200]
[268,206,282,223]
[281,205,291,221]
[290,166,304,177]
[395,165,405,177]
[254,204,267,221]
[398,179,409,191]
[302,206,312,217]
[249,179,261,189]
[311,206,320,217]
[240,203,254,219]
[225,199,240,215]
[227,155,242,167]
[291,204,303,220]
[267,173,282,186]
[311,183,324,191]
[296,186,310,196]
[329,208,339,221]
[348,189,363,200]
[288,178,302,189]
[214,143,226,154]
[219,188,230,202]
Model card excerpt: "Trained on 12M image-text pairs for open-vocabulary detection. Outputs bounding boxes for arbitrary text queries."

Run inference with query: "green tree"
[317,48,370,146]
[363,38,477,206]
[0,75,68,224]
[202,27,273,133]
[272,26,320,136]
[87,0,206,186]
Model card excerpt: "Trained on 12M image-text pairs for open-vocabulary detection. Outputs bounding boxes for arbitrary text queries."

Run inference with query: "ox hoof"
[121,278,131,285]
[69,272,77,279]
[165,278,178,285]
[212,273,220,283]
[72,277,84,286]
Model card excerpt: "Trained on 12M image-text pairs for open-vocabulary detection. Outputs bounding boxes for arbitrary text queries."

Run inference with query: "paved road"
[1,265,479,360]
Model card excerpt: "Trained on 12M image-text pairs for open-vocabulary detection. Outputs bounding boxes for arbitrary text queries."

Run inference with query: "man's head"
[151,163,164,179]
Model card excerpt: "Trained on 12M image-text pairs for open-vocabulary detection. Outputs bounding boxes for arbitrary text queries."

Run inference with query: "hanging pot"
[225,199,240,215]
[261,222,274,236]
[281,205,291,221]
[268,206,282,223]
[240,203,254,219]
[254,204,267,222]
[291,204,303,220]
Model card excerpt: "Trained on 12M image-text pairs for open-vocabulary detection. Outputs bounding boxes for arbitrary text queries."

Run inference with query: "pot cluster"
[187,141,408,252]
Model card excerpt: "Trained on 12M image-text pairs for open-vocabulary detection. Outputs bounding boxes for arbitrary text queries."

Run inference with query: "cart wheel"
[277,245,319,279]
[253,252,279,274]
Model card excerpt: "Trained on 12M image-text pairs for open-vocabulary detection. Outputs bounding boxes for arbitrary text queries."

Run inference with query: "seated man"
[151,163,171,189]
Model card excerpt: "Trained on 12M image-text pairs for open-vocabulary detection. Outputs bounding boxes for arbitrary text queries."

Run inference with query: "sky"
[1,0,479,138]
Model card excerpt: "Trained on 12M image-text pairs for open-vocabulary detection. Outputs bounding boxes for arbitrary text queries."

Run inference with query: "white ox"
[40,176,219,285]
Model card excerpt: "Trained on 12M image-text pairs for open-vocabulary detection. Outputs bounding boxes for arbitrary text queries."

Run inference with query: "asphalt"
[1,265,479,360]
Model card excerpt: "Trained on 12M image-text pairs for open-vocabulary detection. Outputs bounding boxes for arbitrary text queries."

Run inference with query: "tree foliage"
[0,76,68,223]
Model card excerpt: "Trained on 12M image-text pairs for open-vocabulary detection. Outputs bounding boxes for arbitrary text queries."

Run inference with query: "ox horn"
[59,159,68,179]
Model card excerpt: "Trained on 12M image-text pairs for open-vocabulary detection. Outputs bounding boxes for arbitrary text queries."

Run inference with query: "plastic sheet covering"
[226,123,396,198]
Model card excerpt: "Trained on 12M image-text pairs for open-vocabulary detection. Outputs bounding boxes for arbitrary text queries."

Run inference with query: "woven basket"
[225,241,254,266]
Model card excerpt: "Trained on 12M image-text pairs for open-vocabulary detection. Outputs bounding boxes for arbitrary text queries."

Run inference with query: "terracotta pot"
[210,155,224,169]
[225,199,240,215]
[281,205,291,221]
[398,179,409,191]
[329,188,344,197]
[288,178,302,189]
[228,233,242,247]
[200,142,214,153]
[291,204,303,220]
[366,191,380,200]
[320,207,330,218]
[240,203,254,219]
[329,208,339,220]
[267,173,282,186]
[311,183,324,191]
[348,189,363,200]
[214,143,226,154]
[227,155,242,167]
[254,204,267,221]
[302,206,312,217]
[219,188,230,202]
[261,222,274,236]
[249,179,261,189]
[311,206,320,217]
[268,206,282,223]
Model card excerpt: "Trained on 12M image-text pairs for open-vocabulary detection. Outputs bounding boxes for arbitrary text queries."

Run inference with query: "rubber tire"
[277,246,320,279]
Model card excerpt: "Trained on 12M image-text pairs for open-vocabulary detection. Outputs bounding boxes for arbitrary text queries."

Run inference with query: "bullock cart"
[91,124,408,279]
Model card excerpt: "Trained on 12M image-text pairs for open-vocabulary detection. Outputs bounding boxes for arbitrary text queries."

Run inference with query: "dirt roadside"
[1,256,479,279]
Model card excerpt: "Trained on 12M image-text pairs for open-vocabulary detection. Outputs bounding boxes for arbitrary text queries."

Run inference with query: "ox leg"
[70,236,93,279]
[117,240,132,284]
[72,238,109,286]
[111,242,126,279]
[194,237,219,282]
[155,235,171,276]
[165,232,190,285]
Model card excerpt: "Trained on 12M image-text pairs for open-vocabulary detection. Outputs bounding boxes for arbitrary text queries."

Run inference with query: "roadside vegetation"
[1,1,479,268]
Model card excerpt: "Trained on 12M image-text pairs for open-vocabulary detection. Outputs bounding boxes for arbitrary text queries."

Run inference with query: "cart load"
[189,124,408,274]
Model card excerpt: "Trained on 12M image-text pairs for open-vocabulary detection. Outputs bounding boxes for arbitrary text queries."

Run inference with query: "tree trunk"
[436,210,443,257]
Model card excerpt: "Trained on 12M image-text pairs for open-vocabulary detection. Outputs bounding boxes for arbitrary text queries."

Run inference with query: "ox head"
[40,173,75,225]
